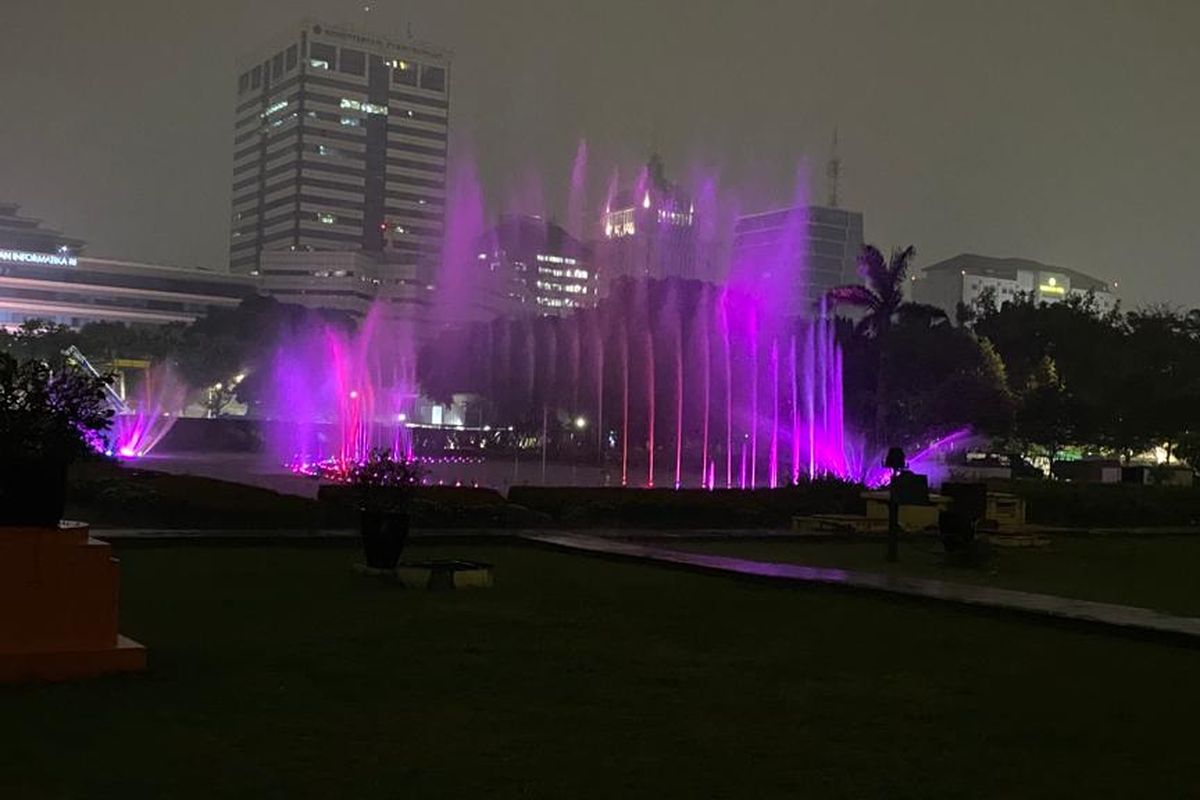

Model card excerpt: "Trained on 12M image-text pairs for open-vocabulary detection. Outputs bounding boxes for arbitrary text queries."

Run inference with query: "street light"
[574,416,588,430]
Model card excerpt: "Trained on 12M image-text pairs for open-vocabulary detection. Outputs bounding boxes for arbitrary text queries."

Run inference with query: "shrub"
[0,352,112,463]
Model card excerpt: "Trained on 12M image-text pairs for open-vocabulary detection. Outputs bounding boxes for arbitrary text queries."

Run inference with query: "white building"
[0,203,253,330]
[912,254,1117,317]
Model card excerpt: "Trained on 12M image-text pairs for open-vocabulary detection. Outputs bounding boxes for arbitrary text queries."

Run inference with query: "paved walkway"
[523,532,1200,643]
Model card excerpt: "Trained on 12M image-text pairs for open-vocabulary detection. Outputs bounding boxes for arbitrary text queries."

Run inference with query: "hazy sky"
[3,0,1197,307]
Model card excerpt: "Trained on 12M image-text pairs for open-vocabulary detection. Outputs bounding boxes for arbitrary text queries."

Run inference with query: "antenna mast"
[826,127,842,208]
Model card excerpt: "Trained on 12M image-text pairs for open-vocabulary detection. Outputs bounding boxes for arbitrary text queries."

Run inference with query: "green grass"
[2,543,1198,798]
[672,536,1200,616]
[66,460,346,529]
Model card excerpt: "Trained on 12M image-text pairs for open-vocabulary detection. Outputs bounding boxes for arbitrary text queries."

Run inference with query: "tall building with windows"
[228,19,450,298]
[596,155,697,294]
[731,205,864,317]
[475,215,595,318]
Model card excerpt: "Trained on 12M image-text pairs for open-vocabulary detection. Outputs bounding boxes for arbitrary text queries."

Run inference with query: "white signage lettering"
[0,249,78,267]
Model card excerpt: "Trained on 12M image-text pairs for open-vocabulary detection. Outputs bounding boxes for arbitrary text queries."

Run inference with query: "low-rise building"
[0,203,253,329]
[913,253,1117,317]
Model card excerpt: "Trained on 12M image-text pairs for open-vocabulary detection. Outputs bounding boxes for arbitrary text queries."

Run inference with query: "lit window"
[261,100,288,118]
[318,212,337,224]
[391,60,418,85]
[604,208,636,238]
[340,116,360,127]
[362,102,388,116]
[340,98,362,111]
[310,42,336,70]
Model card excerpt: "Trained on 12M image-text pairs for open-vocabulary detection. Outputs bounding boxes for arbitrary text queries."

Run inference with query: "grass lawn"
[3,543,1198,799]
[671,536,1200,617]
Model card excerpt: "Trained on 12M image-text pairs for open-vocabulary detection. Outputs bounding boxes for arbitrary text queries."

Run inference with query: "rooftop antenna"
[826,127,842,208]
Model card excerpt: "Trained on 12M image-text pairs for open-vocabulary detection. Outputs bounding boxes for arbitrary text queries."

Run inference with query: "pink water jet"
[107,364,187,458]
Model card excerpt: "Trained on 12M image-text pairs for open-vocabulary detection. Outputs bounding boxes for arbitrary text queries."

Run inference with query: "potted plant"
[0,353,114,526]
[348,449,423,570]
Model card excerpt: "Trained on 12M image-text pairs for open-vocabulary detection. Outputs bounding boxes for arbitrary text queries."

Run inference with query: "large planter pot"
[0,459,68,527]
[359,508,410,570]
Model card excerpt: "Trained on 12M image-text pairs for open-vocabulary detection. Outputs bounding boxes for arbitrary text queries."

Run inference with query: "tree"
[1013,356,1073,463]
[825,244,918,446]
[174,296,356,416]
[826,245,917,339]
[0,319,78,366]
[0,352,113,462]
[873,314,1014,447]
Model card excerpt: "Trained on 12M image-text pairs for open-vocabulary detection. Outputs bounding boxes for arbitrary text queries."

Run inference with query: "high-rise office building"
[228,19,450,296]
[596,155,697,293]
[475,215,594,318]
[730,205,864,317]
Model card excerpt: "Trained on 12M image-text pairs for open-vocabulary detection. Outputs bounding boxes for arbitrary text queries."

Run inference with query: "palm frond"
[856,245,889,291]
[888,245,917,285]
[825,284,881,311]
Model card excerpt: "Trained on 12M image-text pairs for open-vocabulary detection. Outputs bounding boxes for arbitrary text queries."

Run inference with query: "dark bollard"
[884,447,907,563]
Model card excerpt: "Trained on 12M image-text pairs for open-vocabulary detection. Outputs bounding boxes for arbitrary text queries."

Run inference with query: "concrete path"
[523,532,1200,643]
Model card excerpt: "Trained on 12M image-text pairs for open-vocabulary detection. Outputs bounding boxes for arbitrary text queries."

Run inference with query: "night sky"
[3,0,1197,306]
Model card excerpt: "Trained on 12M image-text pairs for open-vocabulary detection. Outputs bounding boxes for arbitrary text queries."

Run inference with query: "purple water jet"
[106,364,187,458]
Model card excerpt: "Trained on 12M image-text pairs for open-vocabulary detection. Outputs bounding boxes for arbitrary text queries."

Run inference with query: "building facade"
[912,254,1117,317]
[0,203,84,257]
[730,204,864,317]
[255,249,431,322]
[475,215,594,317]
[229,19,450,288]
[0,251,254,330]
[0,203,253,329]
[596,156,697,293]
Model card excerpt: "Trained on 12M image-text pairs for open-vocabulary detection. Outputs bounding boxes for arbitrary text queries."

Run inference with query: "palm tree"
[824,244,920,448]
[826,244,917,339]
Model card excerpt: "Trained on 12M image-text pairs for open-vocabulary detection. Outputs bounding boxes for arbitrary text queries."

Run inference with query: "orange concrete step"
[0,522,146,683]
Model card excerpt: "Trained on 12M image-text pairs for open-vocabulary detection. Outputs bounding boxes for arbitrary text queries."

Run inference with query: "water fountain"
[105,364,187,459]
[258,149,931,489]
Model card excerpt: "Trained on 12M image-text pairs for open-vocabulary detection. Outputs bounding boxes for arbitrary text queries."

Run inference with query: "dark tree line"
[6,253,1200,469]
[0,297,352,415]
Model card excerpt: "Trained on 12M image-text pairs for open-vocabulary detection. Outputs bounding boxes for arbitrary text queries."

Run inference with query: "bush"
[67,461,353,529]
[994,479,1200,527]
[507,479,864,529]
